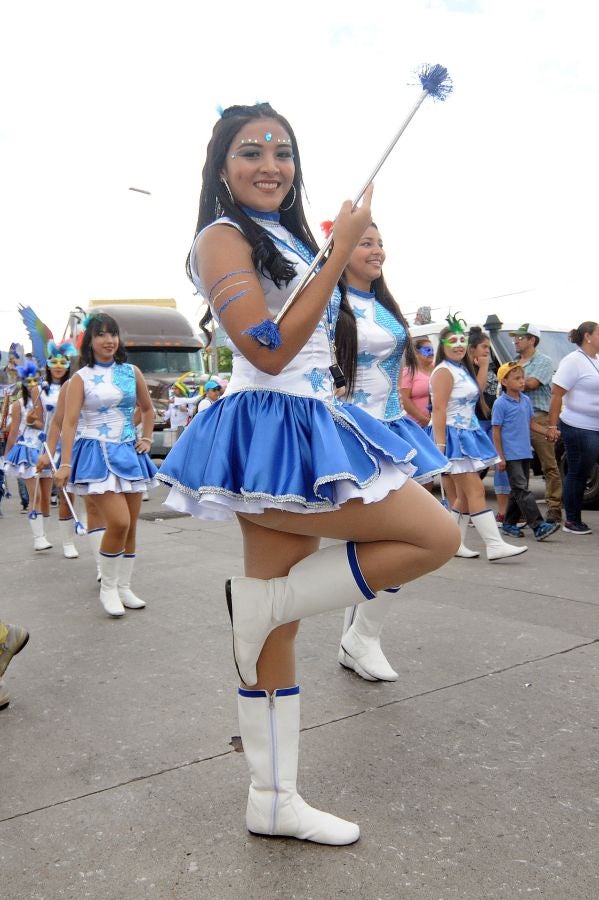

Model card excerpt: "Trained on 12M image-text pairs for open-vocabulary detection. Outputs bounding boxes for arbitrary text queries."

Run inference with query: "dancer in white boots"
[429,315,528,561]
[3,360,52,551]
[158,103,459,846]
[54,314,158,617]
[37,363,106,578]
[325,219,450,682]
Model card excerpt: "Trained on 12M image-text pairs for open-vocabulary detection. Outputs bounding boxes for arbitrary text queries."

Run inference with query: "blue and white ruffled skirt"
[385,414,450,483]
[4,441,41,481]
[426,423,499,474]
[157,390,418,521]
[68,438,159,495]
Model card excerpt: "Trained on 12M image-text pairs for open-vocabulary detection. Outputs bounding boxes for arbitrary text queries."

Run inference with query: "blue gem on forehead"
[264,132,272,141]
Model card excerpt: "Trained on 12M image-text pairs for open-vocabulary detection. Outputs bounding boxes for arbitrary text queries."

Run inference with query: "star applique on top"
[98,405,110,414]
[352,305,367,320]
[97,424,111,437]
[356,351,377,368]
[304,368,327,392]
[452,413,469,427]
[352,389,371,406]
[92,375,105,385]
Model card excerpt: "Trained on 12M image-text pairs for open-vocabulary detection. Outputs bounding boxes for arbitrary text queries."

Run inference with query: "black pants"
[504,459,543,529]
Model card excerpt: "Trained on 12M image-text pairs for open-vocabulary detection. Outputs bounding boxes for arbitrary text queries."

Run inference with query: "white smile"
[255,181,280,191]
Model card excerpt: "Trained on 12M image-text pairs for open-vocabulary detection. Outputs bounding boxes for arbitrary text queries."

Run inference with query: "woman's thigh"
[91,492,130,529]
[238,479,454,551]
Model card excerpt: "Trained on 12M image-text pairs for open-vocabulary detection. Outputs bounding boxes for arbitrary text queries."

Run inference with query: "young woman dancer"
[55,314,158,617]
[157,103,459,845]
[3,361,51,550]
[429,316,527,561]
[331,221,449,683]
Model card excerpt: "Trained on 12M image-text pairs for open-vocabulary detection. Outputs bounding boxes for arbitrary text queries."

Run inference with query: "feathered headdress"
[18,304,54,370]
[46,339,77,363]
[445,312,468,334]
[16,359,39,380]
[82,313,103,330]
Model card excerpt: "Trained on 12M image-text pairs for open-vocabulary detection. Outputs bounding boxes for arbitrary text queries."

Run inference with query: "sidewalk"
[1,482,598,899]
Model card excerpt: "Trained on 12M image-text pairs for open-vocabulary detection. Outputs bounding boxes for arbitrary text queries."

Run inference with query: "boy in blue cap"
[492,362,561,541]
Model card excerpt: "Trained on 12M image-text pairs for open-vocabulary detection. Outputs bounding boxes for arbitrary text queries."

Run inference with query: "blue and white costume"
[158,210,420,521]
[4,398,43,480]
[67,362,158,495]
[428,360,499,473]
[36,382,63,477]
[347,287,449,484]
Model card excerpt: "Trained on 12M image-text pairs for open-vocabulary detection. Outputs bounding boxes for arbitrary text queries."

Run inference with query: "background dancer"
[400,335,435,429]
[158,102,459,846]
[55,314,158,617]
[329,220,449,683]
[429,315,527,561]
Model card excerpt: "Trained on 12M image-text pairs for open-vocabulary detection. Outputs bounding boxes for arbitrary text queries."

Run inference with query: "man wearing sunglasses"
[510,324,562,523]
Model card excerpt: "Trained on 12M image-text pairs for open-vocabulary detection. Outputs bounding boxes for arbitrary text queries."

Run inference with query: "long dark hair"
[435,325,489,418]
[192,102,357,393]
[79,314,127,367]
[568,321,598,346]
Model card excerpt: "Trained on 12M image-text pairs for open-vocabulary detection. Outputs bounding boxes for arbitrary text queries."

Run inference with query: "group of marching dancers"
[2,100,533,846]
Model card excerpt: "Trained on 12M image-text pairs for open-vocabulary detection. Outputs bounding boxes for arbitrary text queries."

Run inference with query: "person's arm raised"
[197,186,374,376]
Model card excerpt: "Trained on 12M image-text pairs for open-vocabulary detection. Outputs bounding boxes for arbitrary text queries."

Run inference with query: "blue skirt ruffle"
[385,415,450,483]
[4,442,40,478]
[70,438,158,485]
[426,423,499,473]
[157,390,418,516]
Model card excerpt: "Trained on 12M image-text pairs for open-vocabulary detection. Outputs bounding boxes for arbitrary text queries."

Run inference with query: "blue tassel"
[243,319,282,350]
[418,64,453,101]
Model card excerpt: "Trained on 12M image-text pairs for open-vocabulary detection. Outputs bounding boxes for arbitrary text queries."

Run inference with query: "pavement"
[0,477,598,900]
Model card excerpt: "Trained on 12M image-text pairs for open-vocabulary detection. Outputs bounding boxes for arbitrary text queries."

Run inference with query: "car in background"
[410,313,599,506]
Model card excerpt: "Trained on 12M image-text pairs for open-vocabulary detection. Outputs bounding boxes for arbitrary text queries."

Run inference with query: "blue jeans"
[559,419,599,523]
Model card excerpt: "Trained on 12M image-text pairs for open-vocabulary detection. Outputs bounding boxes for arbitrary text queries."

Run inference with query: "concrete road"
[1,479,598,899]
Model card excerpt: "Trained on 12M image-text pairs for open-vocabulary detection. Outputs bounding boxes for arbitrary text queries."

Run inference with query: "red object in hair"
[320,220,334,239]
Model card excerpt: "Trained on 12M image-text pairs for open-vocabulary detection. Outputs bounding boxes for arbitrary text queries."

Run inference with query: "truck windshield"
[494,329,571,370]
[125,349,204,375]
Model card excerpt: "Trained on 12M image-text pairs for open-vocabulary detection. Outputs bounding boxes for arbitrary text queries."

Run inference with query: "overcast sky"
[1,0,598,351]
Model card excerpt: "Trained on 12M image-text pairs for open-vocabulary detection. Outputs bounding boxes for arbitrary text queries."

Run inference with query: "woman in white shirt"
[548,321,599,535]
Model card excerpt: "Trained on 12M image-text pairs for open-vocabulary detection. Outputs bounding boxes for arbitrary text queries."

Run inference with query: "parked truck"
[66,299,205,457]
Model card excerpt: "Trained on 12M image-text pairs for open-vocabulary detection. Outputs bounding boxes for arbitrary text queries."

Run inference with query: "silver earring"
[221,178,235,204]
[279,184,296,211]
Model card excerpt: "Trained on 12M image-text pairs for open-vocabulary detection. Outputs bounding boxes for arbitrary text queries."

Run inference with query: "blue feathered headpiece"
[9,342,21,360]
[82,313,103,330]
[46,339,77,363]
[16,360,39,381]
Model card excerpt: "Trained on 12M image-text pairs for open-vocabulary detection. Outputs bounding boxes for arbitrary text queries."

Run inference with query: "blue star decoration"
[97,424,111,437]
[98,405,110,414]
[352,389,371,406]
[304,368,327,392]
[357,351,377,368]
[452,413,468,427]
[92,375,105,385]
[352,305,367,320]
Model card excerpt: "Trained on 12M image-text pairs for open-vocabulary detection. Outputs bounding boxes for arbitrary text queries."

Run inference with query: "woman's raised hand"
[331,184,374,257]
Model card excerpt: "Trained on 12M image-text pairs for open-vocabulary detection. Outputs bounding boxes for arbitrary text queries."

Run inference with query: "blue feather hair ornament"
[417,64,453,101]
[82,313,102,330]
[16,360,39,380]
[243,319,282,350]
[47,339,77,361]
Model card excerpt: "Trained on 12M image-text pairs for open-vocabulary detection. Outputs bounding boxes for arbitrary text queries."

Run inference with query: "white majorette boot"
[29,515,52,551]
[238,684,360,845]
[450,509,479,558]
[117,554,146,609]
[59,519,79,559]
[470,509,528,561]
[226,542,377,687]
[338,592,399,682]
[99,551,125,617]
[88,527,105,581]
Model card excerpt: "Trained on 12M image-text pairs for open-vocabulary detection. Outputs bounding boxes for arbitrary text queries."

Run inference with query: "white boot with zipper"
[238,684,360,845]
[87,528,105,582]
[470,509,528,560]
[99,551,125,617]
[30,515,52,551]
[338,592,399,681]
[59,519,79,559]
[117,554,146,609]
[227,542,376,687]
[450,509,479,558]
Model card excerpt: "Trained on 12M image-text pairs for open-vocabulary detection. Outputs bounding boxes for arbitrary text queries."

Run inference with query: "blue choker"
[241,205,280,223]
